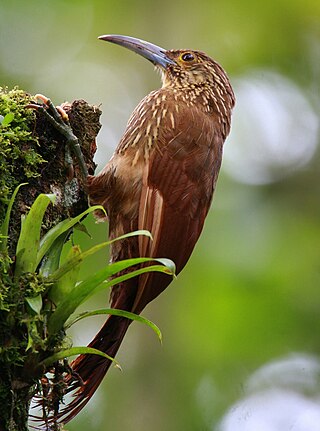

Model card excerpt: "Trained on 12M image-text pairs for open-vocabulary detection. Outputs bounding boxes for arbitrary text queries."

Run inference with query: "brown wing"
[133,107,223,313]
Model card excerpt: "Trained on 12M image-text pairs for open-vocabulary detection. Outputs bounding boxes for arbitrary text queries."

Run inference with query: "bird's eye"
[181,52,195,62]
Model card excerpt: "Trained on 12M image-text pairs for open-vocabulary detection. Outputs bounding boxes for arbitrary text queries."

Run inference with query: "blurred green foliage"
[1,0,319,430]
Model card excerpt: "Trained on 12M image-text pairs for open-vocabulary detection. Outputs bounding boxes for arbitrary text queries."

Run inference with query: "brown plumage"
[58,35,235,423]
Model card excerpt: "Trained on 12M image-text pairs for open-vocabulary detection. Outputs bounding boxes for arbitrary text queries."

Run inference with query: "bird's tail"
[57,314,132,424]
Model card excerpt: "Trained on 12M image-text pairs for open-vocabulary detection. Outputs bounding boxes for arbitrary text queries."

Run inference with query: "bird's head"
[99,34,235,112]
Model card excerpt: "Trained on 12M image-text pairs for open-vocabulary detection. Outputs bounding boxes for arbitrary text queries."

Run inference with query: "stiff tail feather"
[57,314,132,424]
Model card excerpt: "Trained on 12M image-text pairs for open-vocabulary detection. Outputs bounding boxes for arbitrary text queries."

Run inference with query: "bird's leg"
[27,94,89,180]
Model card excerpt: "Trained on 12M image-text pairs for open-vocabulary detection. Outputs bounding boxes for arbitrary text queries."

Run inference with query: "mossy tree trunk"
[0,87,101,431]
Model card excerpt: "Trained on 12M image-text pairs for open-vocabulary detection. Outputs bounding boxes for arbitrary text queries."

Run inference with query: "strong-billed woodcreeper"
[60,34,235,422]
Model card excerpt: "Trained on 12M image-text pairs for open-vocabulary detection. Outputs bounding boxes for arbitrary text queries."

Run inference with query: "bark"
[4,96,99,253]
[0,88,101,431]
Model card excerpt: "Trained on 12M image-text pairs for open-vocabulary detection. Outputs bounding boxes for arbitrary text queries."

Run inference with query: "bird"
[58,34,235,423]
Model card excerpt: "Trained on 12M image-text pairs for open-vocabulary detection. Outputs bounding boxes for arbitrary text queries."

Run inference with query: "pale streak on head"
[146,123,152,136]
[132,131,142,146]
[131,148,141,167]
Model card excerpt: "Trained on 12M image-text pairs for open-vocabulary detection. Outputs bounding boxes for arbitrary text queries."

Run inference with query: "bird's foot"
[28,94,89,181]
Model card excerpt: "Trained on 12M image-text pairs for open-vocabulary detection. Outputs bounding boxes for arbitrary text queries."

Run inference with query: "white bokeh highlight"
[224,71,319,185]
[217,353,320,431]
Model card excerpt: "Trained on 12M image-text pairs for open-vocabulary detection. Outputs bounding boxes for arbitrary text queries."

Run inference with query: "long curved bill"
[98,34,176,68]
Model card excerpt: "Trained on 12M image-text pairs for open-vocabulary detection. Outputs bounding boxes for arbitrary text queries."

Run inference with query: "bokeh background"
[1,0,320,430]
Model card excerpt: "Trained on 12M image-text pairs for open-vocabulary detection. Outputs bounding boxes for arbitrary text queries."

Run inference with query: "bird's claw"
[28,93,69,122]
[27,94,89,181]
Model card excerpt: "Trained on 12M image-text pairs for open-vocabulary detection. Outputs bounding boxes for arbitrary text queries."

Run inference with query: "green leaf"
[25,295,43,315]
[36,205,106,268]
[74,221,91,237]
[144,257,176,276]
[109,229,153,243]
[1,112,14,126]
[48,245,82,305]
[91,264,174,298]
[46,229,154,282]
[47,241,110,281]
[40,346,121,368]
[66,308,162,342]
[14,194,56,278]
[0,183,28,254]
[38,230,70,278]
[47,258,175,335]
[26,320,39,352]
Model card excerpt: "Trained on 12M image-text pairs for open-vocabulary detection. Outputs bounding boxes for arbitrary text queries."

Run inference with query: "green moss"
[0,270,46,358]
[0,265,64,429]
[0,87,46,222]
